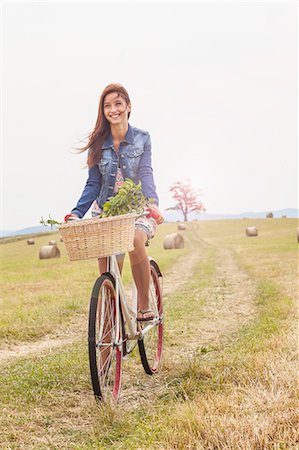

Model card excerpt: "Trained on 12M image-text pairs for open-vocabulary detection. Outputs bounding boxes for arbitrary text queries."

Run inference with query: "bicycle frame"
[106,255,161,343]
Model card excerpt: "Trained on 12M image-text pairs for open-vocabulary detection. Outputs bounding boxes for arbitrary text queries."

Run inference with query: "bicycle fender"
[148,257,162,278]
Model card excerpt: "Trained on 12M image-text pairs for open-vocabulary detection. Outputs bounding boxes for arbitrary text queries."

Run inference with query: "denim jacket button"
[123,165,126,169]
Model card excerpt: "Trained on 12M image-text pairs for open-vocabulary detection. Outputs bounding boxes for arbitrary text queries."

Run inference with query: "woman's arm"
[139,134,159,206]
[71,164,102,218]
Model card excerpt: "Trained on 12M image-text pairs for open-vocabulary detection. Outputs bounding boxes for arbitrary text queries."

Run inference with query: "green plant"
[40,216,61,227]
[101,178,153,217]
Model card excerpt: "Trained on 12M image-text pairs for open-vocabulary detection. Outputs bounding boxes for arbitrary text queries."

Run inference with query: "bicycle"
[59,211,163,403]
[88,250,163,402]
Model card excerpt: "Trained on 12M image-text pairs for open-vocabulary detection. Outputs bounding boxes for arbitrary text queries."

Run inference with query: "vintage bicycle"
[59,212,163,403]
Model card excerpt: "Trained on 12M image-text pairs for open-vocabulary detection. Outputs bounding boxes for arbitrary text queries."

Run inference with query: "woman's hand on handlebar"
[146,205,164,225]
[64,214,80,222]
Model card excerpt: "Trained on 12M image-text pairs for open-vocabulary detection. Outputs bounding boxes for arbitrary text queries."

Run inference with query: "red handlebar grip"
[146,209,160,221]
[64,214,74,222]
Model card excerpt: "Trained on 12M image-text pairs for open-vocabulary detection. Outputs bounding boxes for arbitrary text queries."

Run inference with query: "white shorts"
[135,216,157,243]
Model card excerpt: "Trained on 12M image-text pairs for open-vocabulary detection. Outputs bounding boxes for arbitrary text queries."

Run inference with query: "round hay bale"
[39,245,60,259]
[177,223,186,231]
[246,227,258,237]
[27,239,35,245]
[266,212,273,218]
[48,240,57,246]
[163,233,184,249]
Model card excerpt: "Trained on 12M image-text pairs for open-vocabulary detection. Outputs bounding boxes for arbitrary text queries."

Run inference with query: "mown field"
[0,219,298,449]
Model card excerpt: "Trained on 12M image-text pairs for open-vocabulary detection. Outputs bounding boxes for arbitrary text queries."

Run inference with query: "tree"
[166,180,205,222]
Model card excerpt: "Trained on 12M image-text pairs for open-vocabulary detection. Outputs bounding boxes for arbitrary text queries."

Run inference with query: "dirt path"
[0,336,77,362]
[0,249,202,364]
[190,247,256,350]
[165,245,257,360]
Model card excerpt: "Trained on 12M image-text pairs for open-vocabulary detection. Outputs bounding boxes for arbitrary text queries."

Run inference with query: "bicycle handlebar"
[64,208,160,223]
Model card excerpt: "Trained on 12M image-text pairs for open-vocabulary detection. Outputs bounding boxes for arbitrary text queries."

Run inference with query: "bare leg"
[98,257,107,274]
[98,254,125,275]
[129,229,154,321]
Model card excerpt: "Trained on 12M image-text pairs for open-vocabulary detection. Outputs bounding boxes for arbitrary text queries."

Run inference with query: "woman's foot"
[137,309,155,322]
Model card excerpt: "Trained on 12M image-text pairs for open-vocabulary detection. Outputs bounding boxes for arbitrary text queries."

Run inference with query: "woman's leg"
[129,229,154,321]
[98,257,107,274]
[98,254,125,275]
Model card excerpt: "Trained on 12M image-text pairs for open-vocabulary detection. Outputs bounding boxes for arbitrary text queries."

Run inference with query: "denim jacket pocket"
[98,159,109,175]
[127,147,144,158]
[127,147,144,174]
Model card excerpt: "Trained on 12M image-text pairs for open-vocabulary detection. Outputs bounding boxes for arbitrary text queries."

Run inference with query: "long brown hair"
[81,83,131,167]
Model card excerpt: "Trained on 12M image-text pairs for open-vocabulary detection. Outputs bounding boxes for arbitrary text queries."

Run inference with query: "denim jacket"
[71,124,159,218]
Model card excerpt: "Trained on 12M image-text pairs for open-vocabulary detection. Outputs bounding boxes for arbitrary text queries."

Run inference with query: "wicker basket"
[59,213,137,261]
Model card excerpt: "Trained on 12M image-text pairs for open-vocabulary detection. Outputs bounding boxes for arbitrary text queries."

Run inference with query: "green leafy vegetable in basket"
[40,215,62,227]
[101,178,154,217]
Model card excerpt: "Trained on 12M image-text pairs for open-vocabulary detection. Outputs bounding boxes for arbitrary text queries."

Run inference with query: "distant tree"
[166,180,205,222]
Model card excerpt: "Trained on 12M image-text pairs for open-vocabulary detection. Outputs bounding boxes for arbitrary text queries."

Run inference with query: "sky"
[2,1,298,230]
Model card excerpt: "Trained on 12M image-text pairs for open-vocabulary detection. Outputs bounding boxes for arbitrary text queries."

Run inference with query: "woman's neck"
[110,123,129,142]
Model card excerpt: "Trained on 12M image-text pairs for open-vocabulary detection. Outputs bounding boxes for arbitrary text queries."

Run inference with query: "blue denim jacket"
[71,124,159,218]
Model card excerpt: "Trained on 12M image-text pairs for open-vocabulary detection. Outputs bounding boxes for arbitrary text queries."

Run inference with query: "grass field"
[0,219,298,449]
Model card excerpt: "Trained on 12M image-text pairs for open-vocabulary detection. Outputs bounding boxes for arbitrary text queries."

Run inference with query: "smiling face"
[103,92,131,126]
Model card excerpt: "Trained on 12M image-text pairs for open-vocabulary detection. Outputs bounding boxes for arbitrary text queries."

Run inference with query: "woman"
[67,83,163,322]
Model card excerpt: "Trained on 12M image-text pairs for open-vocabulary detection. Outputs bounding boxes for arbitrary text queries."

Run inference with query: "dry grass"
[0,219,298,449]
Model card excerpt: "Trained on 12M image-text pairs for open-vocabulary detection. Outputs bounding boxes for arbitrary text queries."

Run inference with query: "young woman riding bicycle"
[66,83,164,322]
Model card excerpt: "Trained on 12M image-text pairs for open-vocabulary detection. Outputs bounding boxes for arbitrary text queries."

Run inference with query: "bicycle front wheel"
[138,259,163,375]
[88,273,122,402]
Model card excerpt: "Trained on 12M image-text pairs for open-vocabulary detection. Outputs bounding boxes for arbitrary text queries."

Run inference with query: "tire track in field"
[0,246,201,364]
[0,336,77,362]
[181,247,257,355]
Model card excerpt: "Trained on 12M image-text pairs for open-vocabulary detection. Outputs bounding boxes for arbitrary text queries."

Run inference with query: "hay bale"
[266,212,273,218]
[49,240,57,246]
[177,223,186,231]
[27,239,35,245]
[246,227,258,237]
[39,245,60,259]
[282,215,287,219]
[163,233,184,249]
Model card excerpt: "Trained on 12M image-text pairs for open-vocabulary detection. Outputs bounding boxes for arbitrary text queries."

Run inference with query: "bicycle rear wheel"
[88,273,122,402]
[138,259,163,375]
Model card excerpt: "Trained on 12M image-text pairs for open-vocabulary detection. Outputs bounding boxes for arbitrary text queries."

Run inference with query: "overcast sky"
[2,1,298,230]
